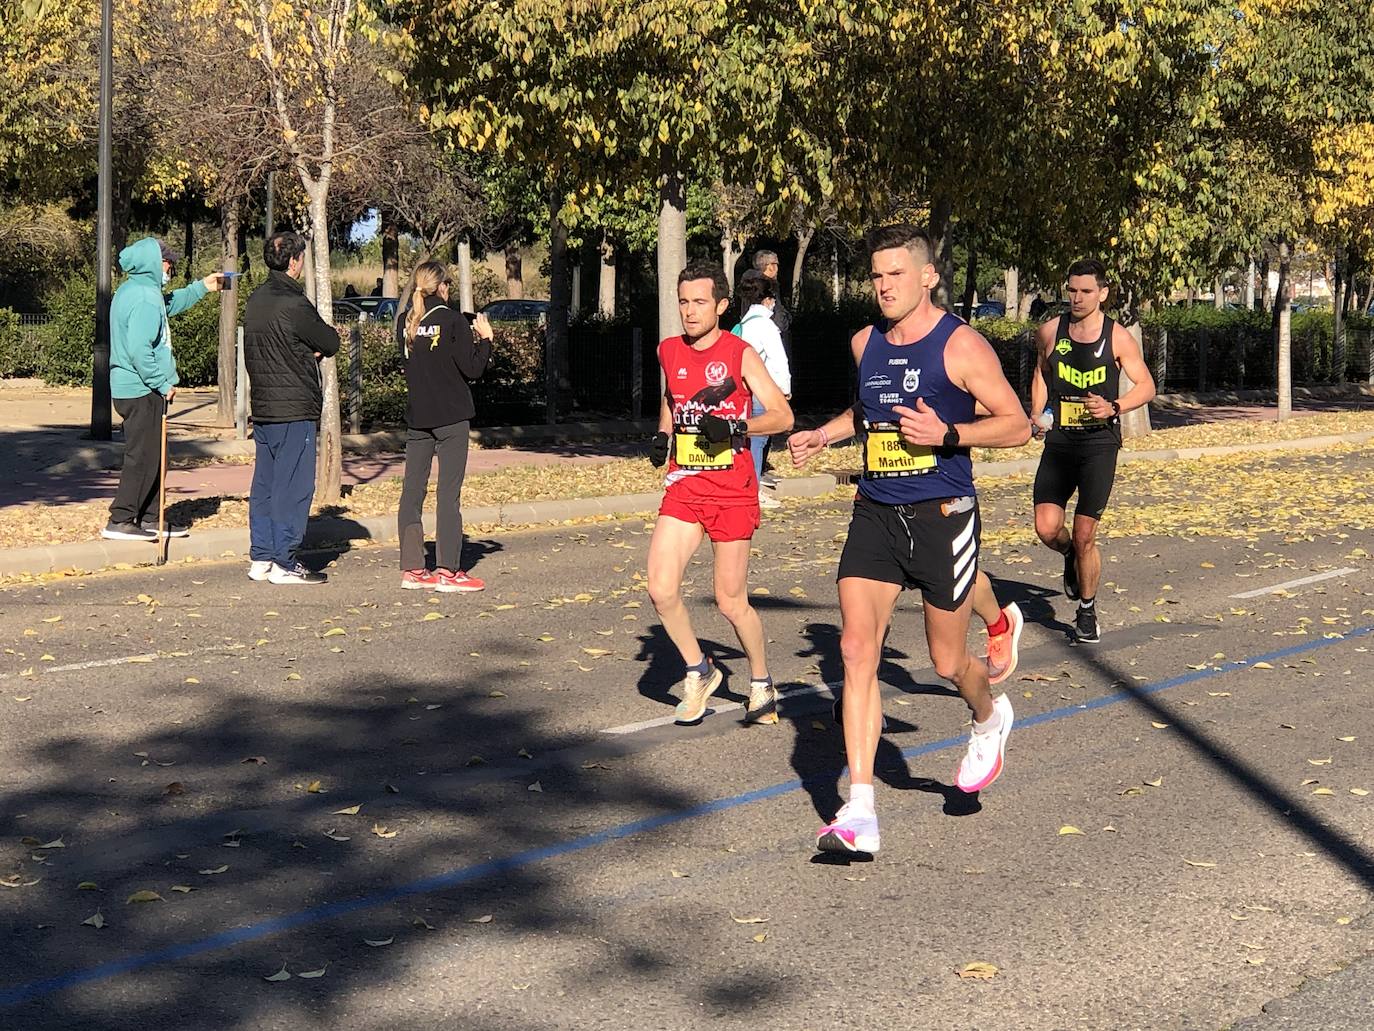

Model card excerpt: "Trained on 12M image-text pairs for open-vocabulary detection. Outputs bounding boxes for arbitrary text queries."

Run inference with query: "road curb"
[1,433,1367,580]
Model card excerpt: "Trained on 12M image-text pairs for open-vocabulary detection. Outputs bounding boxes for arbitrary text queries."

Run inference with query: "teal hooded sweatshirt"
[109,237,209,399]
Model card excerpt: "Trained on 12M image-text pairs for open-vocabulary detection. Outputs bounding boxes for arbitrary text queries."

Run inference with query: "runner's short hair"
[865,224,934,267]
[1066,258,1110,288]
[678,260,730,302]
[736,269,775,308]
[265,231,307,272]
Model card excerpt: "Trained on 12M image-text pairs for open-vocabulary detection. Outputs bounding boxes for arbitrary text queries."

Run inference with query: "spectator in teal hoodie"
[103,237,223,542]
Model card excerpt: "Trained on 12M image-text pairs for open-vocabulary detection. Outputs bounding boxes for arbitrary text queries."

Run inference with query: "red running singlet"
[658,330,757,507]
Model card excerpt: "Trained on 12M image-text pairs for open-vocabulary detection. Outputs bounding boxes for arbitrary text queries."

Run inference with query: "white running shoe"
[674,663,723,723]
[758,489,781,511]
[955,693,1014,793]
[247,560,273,581]
[816,801,880,854]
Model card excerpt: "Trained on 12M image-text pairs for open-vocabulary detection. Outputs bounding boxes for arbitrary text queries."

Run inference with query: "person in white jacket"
[734,271,792,509]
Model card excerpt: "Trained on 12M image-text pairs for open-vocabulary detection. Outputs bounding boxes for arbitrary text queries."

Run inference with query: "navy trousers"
[249,421,317,568]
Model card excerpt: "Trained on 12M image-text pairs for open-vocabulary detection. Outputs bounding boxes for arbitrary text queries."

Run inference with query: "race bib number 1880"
[863,421,936,478]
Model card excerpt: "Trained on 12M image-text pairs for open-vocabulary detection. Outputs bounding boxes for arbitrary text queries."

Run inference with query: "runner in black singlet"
[1029,259,1156,644]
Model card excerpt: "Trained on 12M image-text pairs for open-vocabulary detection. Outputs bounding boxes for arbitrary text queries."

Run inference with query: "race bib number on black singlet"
[673,429,733,470]
[863,421,937,478]
[1057,397,1109,429]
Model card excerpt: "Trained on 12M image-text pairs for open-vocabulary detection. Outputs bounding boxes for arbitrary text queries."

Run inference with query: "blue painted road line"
[2,624,1370,1009]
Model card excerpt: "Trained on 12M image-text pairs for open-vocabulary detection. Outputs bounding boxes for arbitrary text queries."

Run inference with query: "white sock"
[974,707,1003,735]
[848,783,875,813]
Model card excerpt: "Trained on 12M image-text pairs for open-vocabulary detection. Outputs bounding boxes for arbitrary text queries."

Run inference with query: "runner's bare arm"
[1028,320,1055,421]
[1110,322,1156,413]
[740,346,794,435]
[896,325,1028,448]
[787,327,870,465]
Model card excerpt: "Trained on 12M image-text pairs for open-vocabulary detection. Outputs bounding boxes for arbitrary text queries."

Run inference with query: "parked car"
[334,295,398,322]
[971,301,1005,319]
[480,298,550,323]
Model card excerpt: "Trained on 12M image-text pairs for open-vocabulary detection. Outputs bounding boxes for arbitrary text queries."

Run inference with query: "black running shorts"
[837,493,981,611]
[1033,433,1120,520]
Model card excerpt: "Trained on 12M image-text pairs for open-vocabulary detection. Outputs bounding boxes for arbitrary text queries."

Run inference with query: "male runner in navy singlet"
[788,225,1030,854]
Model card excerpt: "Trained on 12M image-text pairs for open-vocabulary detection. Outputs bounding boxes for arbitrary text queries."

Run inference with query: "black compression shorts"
[1032,433,1120,520]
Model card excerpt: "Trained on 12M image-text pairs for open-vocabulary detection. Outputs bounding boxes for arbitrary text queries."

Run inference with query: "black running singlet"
[1046,314,1119,437]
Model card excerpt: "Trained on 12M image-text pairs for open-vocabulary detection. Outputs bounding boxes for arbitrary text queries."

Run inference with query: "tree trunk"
[1275,241,1292,422]
[1334,249,1346,383]
[598,230,617,318]
[792,225,814,307]
[183,201,196,279]
[1214,274,1225,310]
[961,233,978,321]
[570,263,582,318]
[928,195,954,309]
[1260,255,1272,313]
[1117,293,1153,439]
[546,194,573,422]
[1245,257,1256,309]
[503,241,524,298]
[306,186,342,504]
[657,162,687,345]
[216,200,240,427]
[831,243,841,306]
[380,210,399,298]
[721,227,744,294]
[303,236,316,304]
[1004,267,1019,321]
[456,236,474,312]
[1018,291,1035,321]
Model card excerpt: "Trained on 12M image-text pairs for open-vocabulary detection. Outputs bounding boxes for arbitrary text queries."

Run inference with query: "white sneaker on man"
[247,560,273,582]
[955,693,1014,793]
[758,489,781,510]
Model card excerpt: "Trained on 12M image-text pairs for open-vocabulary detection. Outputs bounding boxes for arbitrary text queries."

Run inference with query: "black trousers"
[109,393,166,526]
[397,421,470,571]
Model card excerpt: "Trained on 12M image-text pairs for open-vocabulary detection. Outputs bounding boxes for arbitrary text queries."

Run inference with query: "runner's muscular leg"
[924,594,995,723]
[1071,512,1103,599]
[838,577,902,787]
[1035,501,1071,554]
[970,570,1002,628]
[647,514,707,666]
[711,537,768,679]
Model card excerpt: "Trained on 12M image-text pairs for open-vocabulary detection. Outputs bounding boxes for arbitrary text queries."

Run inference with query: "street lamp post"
[90,0,114,440]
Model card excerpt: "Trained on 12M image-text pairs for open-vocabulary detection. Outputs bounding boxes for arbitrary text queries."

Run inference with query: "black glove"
[648,431,670,467]
[698,414,746,444]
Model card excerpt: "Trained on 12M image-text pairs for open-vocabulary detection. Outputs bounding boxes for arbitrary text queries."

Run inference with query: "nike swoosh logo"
[1093,341,1106,359]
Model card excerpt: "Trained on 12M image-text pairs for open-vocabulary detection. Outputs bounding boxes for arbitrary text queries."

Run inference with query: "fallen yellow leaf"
[956,961,999,980]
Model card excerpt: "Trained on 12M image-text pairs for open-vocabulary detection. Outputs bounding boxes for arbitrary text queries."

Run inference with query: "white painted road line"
[1230,567,1359,599]
[601,682,838,735]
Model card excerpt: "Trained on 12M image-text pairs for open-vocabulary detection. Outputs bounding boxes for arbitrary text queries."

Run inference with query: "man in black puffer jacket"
[242,231,341,586]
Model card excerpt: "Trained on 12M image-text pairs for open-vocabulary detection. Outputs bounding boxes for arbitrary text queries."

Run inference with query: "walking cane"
[155,395,170,567]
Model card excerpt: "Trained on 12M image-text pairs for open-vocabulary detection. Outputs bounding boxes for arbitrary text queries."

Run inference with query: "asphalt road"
[1,449,1372,1031]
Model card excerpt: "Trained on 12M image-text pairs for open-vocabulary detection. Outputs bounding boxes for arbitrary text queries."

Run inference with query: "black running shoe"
[1063,549,1080,601]
[1075,604,1100,644]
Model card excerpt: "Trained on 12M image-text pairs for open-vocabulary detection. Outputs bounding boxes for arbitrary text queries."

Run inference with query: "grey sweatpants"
[397,420,470,572]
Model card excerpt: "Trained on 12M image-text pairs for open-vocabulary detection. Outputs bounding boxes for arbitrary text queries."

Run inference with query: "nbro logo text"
[1057,361,1107,390]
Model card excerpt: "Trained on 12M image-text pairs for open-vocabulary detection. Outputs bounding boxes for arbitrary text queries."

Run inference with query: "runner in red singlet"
[646,260,794,725]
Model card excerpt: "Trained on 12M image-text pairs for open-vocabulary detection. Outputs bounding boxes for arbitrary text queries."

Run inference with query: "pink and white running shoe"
[955,693,1014,793]
[816,801,880,854]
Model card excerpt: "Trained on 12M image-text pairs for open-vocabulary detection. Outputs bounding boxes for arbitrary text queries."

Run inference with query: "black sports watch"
[1110,400,1121,417]
[942,422,960,448]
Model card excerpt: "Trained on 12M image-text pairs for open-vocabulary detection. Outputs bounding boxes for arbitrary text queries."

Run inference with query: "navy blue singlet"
[855,313,976,506]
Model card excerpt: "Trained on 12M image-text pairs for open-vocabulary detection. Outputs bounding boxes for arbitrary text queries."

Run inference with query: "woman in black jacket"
[397,261,494,591]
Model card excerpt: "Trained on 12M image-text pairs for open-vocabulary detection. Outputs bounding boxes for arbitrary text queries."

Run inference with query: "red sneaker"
[435,569,485,593]
[401,568,441,590]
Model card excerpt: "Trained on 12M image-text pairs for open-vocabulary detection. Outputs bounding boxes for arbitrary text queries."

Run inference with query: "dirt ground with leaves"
[0,445,1371,1028]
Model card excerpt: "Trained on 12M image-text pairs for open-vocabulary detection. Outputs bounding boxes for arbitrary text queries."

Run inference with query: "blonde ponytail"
[404,261,453,347]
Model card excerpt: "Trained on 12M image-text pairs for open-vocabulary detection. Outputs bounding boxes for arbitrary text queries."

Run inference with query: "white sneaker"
[816,801,880,853]
[248,560,273,582]
[268,561,327,585]
[673,663,723,723]
[758,489,781,510]
[955,694,1014,793]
